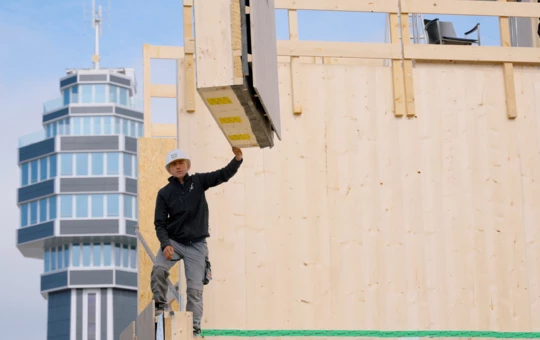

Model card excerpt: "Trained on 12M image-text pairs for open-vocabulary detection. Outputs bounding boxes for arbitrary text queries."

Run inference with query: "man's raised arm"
[199,147,243,190]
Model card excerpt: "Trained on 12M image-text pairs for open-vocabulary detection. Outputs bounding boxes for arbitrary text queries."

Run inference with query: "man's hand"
[163,245,174,260]
[232,146,243,161]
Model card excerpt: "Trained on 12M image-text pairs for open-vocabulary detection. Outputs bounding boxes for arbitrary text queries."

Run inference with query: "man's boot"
[186,288,204,336]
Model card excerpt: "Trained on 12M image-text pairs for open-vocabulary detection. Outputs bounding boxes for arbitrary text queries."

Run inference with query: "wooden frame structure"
[142,0,195,140]
[142,0,540,133]
[130,0,540,338]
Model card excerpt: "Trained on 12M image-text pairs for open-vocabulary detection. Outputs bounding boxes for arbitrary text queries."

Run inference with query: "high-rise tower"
[16,1,143,338]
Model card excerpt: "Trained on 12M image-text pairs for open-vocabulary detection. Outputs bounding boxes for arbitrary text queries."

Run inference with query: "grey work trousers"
[151,238,208,332]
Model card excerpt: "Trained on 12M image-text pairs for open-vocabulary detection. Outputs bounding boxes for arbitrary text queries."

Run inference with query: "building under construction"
[123,0,540,339]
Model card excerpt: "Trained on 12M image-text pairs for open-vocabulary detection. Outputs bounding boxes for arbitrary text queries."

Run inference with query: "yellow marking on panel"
[219,116,242,124]
[207,96,233,105]
[228,134,251,141]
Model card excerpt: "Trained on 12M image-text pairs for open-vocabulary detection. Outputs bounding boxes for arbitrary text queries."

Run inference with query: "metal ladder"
[384,13,426,66]
[384,13,427,44]
[410,13,427,44]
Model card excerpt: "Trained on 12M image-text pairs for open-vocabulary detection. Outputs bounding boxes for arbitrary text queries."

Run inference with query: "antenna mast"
[92,0,103,69]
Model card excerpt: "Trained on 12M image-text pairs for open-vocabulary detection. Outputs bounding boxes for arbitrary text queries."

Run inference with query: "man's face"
[168,159,191,178]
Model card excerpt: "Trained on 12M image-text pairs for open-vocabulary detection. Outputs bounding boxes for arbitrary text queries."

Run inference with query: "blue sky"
[0,0,501,338]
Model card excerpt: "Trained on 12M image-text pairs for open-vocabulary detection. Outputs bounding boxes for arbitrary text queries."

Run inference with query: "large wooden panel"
[250,0,282,139]
[192,0,234,88]
[138,61,540,334]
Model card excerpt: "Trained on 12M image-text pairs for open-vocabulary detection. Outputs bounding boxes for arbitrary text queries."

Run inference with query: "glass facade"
[56,193,137,220]
[19,150,138,227]
[44,242,137,273]
[20,154,57,186]
[56,152,137,178]
[62,84,133,108]
[20,196,56,228]
[45,116,143,139]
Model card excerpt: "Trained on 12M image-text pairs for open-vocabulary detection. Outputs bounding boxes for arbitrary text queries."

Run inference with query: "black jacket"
[154,157,243,250]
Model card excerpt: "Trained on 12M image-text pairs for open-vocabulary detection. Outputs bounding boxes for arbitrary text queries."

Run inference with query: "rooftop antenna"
[83,0,110,69]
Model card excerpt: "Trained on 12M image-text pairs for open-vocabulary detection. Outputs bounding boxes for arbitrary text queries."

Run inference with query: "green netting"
[200,330,540,338]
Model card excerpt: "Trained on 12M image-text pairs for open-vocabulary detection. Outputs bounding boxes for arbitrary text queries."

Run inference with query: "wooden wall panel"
[192,0,234,88]
[138,61,540,333]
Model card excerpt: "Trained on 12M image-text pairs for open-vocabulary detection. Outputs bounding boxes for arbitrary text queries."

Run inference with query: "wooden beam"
[146,45,185,59]
[184,0,196,112]
[152,124,177,137]
[389,14,406,117]
[276,40,540,65]
[275,0,398,13]
[277,40,401,59]
[289,9,303,114]
[172,312,193,340]
[143,44,152,137]
[274,0,540,18]
[399,12,416,117]
[499,0,517,119]
[404,44,540,64]
[402,0,540,18]
[150,84,177,98]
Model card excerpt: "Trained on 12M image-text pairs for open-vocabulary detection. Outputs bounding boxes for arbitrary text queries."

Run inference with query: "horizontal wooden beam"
[401,0,540,18]
[275,0,397,13]
[402,0,540,18]
[150,84,177,98]
[275,40,540,65]
[274,0,540,18]
[277,40,401,59]
[404,44,540,64]
[144,44,185,60]
[151,124,177,137]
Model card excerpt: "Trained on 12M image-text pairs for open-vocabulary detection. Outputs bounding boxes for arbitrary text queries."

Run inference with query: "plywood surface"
[139,61,540,333]
[138,138,180,313]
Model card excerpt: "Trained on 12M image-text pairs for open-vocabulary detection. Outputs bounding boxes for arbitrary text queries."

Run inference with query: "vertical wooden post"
[143,44,153,136]
[390,13,406,117]
[400,13,416,117]
[172,311,193,340]
[500,0,518,119]
[184,0,196,113]
[289,9,303,114]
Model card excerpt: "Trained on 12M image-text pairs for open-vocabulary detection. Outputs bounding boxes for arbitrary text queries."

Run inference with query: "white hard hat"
[165,148,190,170]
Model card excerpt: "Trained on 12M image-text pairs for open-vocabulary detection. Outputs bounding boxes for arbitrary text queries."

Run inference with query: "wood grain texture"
[138,61,540,334]
[193,0,234,88]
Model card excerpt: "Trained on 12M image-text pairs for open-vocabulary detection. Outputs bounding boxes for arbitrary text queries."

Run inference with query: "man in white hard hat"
[150,146,243,337]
